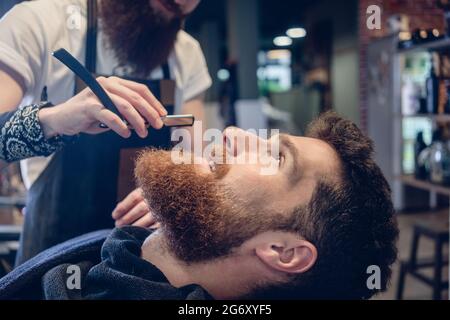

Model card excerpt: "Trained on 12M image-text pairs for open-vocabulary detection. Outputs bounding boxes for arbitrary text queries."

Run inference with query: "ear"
[255,236,317,274]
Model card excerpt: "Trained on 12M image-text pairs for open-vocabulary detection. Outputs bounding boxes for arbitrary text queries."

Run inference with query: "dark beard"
[134,150,294,263]
[99,0,182,77]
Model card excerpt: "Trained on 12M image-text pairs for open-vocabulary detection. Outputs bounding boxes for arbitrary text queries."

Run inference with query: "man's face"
[135,128,341,263]
[149,0,201,21]
[215,128,342,217]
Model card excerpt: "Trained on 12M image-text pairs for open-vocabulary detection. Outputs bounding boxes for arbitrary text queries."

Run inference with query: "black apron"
[15,0,175,265]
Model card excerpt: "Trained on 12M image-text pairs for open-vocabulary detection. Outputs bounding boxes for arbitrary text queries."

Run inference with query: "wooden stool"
[0,225,21,277]
[396,220,449,300]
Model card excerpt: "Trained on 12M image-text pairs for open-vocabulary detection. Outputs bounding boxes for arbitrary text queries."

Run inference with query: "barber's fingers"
[105,81,164,130]
[107,92,148,138]
[115,200,151,227]
[112,188,144,220]
[88,106,131,138]
[131,212,158,228]
[150,222,161,230]
[115,78,168,117]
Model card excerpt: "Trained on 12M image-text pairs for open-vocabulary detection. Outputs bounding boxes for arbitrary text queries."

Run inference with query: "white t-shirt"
[0,0,212,188]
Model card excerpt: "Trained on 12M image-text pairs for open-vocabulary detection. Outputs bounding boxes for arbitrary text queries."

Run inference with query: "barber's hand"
[112,188,159,228]
[38,76,168,139]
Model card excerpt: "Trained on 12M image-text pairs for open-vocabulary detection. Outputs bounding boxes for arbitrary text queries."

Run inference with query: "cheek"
[222,166,283,209]
[223,167,258,190]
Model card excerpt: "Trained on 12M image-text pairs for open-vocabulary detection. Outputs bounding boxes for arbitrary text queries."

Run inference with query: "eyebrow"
[279,134,302,186]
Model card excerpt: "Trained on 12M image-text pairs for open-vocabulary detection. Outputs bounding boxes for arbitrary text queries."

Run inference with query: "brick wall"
[358,0,445,131]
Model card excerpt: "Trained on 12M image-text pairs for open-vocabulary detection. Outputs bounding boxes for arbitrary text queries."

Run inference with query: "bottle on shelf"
[427,128,450,185]
[426,55,440,114]
[437,0,450,37]
[414,132,428,180]
[445,79,450,113]
[402,79,420,115]
[438,78,448,114]
[412,29,427,44]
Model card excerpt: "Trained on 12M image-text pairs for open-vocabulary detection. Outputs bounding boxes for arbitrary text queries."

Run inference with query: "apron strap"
[74,0,97,94]
[162,62,171,80]
[86,0,98,73]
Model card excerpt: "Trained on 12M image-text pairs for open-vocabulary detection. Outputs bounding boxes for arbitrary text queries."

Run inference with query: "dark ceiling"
[259,0,316,38]
[186,0,317,44]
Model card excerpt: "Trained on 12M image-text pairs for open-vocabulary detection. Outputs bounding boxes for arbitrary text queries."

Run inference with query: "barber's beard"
[100,0,182,77]
[135,150,288,263]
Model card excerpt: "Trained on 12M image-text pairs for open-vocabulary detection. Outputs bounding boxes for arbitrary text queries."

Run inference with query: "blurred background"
[0,0,449,299]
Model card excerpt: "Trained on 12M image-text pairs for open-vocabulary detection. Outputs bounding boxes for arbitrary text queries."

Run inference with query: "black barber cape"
[0,227,211,300]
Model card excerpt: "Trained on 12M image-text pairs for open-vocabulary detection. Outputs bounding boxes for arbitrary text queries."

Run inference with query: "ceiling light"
[286,27,307,38]
[273,36,292,47]
[217,69,230,81]
[267,49,291,61]
[399,31,412,41]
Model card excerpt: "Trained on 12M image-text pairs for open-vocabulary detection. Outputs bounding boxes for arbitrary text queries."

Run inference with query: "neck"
[140,230,265,299]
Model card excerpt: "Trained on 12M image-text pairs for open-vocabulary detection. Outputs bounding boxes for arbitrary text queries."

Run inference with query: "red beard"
[134,149,295,263]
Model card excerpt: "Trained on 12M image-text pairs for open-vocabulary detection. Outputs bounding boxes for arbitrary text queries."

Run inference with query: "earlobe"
[256,240,317,274]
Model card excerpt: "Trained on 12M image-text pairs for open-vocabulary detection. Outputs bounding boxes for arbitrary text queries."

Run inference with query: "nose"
[223,127,268,157]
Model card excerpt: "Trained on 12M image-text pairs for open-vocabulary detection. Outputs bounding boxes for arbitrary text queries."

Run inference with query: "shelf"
[399,175,450,196]
[0,196,26,209]
[398,37,450,54]
[0,225,22,242]
[402,114,450,122]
